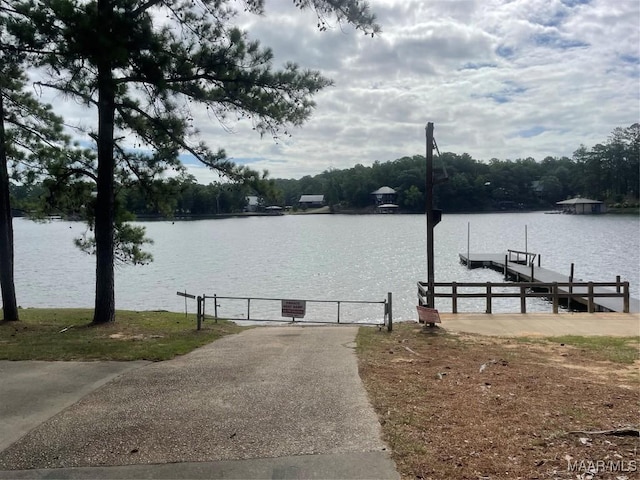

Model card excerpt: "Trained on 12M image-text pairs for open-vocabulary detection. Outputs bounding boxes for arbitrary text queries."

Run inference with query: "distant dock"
[458,250,639,313]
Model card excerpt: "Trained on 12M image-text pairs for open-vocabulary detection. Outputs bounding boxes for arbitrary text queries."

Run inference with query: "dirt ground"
[357,323,639,480]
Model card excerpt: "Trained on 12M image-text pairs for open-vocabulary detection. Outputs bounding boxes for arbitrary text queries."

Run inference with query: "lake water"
[11,212,640,323]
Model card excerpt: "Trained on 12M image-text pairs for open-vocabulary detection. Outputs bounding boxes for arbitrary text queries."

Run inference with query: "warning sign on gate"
[282,299,306,318]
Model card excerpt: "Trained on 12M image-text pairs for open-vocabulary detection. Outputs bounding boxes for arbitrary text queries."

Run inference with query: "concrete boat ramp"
[0,326,399,480]
[1,318,638,480]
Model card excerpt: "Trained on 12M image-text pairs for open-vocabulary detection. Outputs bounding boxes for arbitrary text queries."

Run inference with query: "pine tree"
[13,0,379,323]
[0,1,73,321]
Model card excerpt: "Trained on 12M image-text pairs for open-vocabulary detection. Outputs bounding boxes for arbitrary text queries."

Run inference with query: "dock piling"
[530,263,534,281]
[504,254,508,279]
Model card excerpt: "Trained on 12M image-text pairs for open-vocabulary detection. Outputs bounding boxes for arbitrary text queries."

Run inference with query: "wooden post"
[467,222,470,270]
[247,298,251,320]
[425,122,435,309]
[552,282,559,314]
[486,282,492,314]
[337,301,341,324]
[452,282,458,314]
[196,296,202,331]
[387,292,393,332]
[183,290,188,319]
[504,254,508,279]
[616,275,621,293]
[214,294,218,323]
[530,263,534,282]
[568,263,574,311]
[202,295,206,323]
[623,282,629,313]
[587,282,594,313]
[538,255,541,267]
[520,286,526,313]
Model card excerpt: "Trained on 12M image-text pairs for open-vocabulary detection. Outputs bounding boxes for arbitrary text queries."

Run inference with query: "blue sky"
[49,0,640,183]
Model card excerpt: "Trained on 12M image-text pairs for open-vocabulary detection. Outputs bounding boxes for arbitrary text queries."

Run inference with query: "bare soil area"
[357,323,639,480]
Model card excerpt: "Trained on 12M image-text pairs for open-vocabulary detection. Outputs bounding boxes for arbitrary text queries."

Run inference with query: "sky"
[48,0,640,183]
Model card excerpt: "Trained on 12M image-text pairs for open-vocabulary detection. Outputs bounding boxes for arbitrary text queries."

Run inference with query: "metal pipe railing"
[199,293,392,330]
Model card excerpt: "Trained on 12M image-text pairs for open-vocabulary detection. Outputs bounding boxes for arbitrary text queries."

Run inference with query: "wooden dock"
[459,252,639,313]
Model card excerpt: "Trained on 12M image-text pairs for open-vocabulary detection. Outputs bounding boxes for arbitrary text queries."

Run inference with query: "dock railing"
[507,249,538,266]
[417,280,630,314]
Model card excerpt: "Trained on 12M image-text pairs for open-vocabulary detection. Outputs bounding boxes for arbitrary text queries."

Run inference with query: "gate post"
[387,292,393,332]
[196,296,202,331]
[624,282,629,313]
[452,282,458,314]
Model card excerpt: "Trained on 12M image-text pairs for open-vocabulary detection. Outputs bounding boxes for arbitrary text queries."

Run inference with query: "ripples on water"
[12,212,640,323]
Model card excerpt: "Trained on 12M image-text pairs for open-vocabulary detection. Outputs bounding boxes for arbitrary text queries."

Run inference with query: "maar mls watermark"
[567,459,637,474]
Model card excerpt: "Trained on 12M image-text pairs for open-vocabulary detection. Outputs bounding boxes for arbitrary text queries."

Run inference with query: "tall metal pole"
[425,122,435,308]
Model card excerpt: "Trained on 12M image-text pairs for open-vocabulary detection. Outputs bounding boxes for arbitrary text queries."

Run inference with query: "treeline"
[273,124,639,212]
[11,124,639,216]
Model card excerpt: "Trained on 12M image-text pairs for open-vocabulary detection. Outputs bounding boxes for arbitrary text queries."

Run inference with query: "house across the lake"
[556,197,606,214]
[371,186,398,213]
[298,194,325,209]
[244,195,260,212]
[371,186,397,204]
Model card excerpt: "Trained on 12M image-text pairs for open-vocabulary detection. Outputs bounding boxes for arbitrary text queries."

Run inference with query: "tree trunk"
[0,92,20,322]
[92,0,116,324]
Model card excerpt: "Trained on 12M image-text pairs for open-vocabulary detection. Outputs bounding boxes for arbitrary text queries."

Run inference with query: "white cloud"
[29,0,640,181]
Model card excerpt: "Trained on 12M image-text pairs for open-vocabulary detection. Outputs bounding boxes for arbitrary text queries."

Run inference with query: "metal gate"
[194,293,393,331]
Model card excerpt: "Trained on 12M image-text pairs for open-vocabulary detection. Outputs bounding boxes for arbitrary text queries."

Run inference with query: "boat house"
[298,194,325,209]
[371,186,397,205]
[371,186,398,213]
[556,197,606,214]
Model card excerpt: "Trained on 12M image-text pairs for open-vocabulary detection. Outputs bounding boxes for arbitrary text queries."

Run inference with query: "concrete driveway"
[0,360,149,452]
[0,326,399,479]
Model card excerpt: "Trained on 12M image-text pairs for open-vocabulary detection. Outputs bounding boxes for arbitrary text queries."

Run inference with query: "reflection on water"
[12,212,640,322]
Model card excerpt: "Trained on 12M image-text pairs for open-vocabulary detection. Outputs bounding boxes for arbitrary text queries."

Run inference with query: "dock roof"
[556,197,603,205]
[371,186,396,195]
[299,194,324,203]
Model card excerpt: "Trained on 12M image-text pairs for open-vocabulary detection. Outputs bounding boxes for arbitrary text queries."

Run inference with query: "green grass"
[0,308,246,361]
[518,335,639,364]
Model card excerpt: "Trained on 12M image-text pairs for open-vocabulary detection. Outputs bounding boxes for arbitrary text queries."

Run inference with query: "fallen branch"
[403,345,420,356]
[567,427,639,437]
